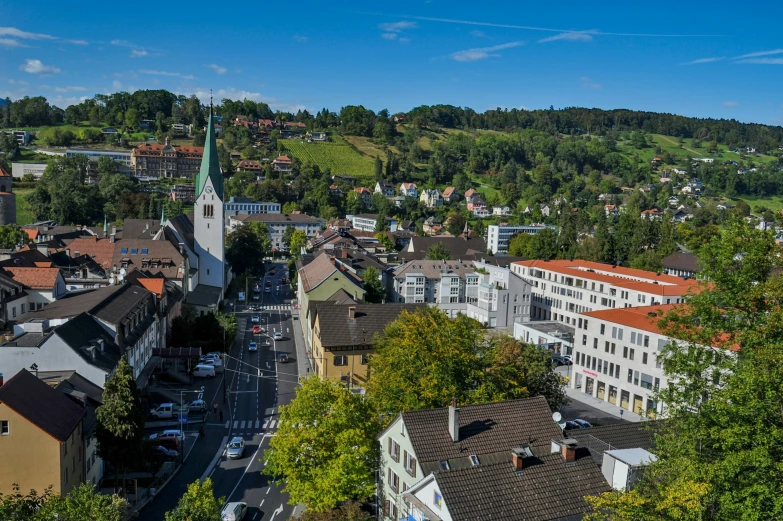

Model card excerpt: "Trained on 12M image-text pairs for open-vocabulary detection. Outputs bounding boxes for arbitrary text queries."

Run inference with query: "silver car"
[226,437,245,459]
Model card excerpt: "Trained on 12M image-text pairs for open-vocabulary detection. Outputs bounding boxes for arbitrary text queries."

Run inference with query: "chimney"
[448,398,459,442]
[111,226,116,235]
[348,306,356,320]
[109,233,116,244]
[558,439,578,463]
[511,446,531,472]
[66,248,70,257]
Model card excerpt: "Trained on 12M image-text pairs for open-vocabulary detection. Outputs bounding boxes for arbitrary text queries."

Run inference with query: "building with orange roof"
[131,136,204,178]
[272,155,293,172]
[570,303,727,417]
[2,266,66,316]
[511,259,698,325]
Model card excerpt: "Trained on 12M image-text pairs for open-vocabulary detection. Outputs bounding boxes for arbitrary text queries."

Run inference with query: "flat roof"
[519,321,575,337]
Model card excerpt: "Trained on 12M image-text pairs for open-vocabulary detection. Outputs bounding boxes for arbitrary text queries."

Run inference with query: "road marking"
[263,420,269,429]
[260,499,265,507]
[240,420,246,429]
[223,431,267,506]
[225,421,230,428]
[270,503,284,521]
[253,513,258,520]
[233,420,238,428]
[266,487,271,495]
[255,419,260,429]
[270,420,276,429]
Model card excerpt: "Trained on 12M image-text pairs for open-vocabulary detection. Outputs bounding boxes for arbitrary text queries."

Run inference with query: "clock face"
[205,186,213,193]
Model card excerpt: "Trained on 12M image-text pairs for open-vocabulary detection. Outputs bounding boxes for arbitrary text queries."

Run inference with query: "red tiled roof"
[273,155,292,163]
[24,229,38,240]
[66,237,116,268]
[3,266,60,289]
[513,259,699,296]
[132,143,204,158]
[136,277,165,297]
[0,166,11,177]
[442,187,456,197]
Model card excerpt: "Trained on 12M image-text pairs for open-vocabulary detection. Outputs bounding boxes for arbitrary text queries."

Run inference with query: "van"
[221,502,247,521]
[193,364,216,378]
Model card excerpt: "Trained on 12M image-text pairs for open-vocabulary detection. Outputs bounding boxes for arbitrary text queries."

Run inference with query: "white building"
[349,214,399,233]
[513,320,574,355]
[492,206,512,216]
[4,130,30,145]
[399,182,418,198]
[65,148,132,166]
[465,260,532,328]
[511,259,699,327]
[486,224,554,254]
[569,303,727,417]
[223,196,281,227]
[11,162,47,179]
[419,189,443,209]
[231,213,324,252]
[375,181,395,197]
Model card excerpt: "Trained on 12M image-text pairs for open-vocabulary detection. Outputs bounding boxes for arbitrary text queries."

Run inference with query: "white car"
[273,331,283,340]
[150,429,185,442]
[251,316,260,323]
[248,341,257,352]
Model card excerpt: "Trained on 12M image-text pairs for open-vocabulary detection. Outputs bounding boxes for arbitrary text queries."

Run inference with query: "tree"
[265,377,379,512]
[446,210,467,236]
[124,108,140,130]
[362,266,385,303]
[425,242,451,261]
[288,229,308,259]
[89,106,102,127]
[374,156,383,181]
[585,220,783,520]
[96,357,146,491]
[0,225,27,249]
[300,501,373,521]
[226,223,270,276]
[165,478,223,521]
[282,225,295,250]
[0,483,132,521]
[374,232,394,251]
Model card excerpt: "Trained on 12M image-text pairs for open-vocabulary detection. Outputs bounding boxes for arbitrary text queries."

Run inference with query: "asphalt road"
[142,262,299,521]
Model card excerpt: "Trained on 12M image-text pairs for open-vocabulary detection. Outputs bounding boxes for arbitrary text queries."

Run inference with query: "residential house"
[0,369,87,496]
[272,155,293,173]
[311,303,422,390]
[661,252,700,278]
[391,260,477,317]
[422,217,443,236]
[399,182,418,198]
[236,160,264,175]
[669,206,692,222]
[375,181,396,197]
[492,205,512,216]
[667,196,681,207]
[2,266,67,316]
[170,184,196,203]
[350,214,399,233]
[230,213,323,252]
[540,203,551,217]
[441,187,459,203]
[463,188,478,202]
[333,175,356,186]
[472,207,490,218]
[331,249,389,288]
[640,209,664,221]
[604,204,619,217]
[309,131,327,142]
[379,396,609,521]
[467,197,486,213]
[419,189,443,209]
[486,224,552,254]
[38,371,105,488]
[399,235,488,262]
[511,259,698,325]
[329,184,342,196]
[296,252,367,349]
[353,187,372,207]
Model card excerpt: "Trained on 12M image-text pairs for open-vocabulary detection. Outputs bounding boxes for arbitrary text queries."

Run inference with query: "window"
[469,455,480,466]
[388,438,400,462]
[0,420,8,435]
[611,343,616,355]
[643,335,650,347]
[593,338,598,349]
[582,334,587,346]
[612,327,617,339]
[630,349,635,361]
[11,307,15,319]
[623,346,628,358]
[631,331,636,344]
[130,248,138,255]
[141,249,149,255]
[618,328,624,341]
[387,468,399,492]
[120,248,128,254]
[333,355,347,366]
[203,204,215,218]
[642,352,648,365]
[20,303,24,314]
[628,369,633,383]
[404,451,417,477]
[600,324,605,335]
[384,500,398,519]
[654,377,660,390]
[360,354,368,365]
[438,460,450,471]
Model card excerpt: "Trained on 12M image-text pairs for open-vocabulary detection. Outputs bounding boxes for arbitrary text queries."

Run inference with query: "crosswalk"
[229,418,279,435]
[244,305,293,311]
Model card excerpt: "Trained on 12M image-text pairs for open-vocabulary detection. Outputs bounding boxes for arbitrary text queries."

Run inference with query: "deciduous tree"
[425,242,450,261]
[362,266,385,303]
[165,478,223,521]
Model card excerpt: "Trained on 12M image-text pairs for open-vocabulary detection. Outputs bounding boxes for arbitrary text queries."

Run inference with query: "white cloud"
[54,86,86,92]
[451,41,524,62]
[192,87,307,113]
[139,69,195,80]
[0,27,56,40]
[579,76,602,89]
[379,21,417,32]
[470,30,487,37]
[538,31,594,43]
[399,37,410,43]
[723,101,738,107]
[19,59,60,75]
[0,38,26,48]
[112,80,123,90]
[66,39,88,45]
[207,64,227,74]
[292,35,308,43]
[130,49,148,58]
[734,49,783,59]
[681,56,725,65]
[381,33,397,40]
[737,58,783,65]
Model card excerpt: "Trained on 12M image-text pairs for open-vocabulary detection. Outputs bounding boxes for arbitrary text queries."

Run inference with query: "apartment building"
[349,214,399,233]
[391,260,478,318]
[486,224,554,254]
[229,213,323,252]
[570,304,701,417]
[223,196,281,226]
[465,260,531,328]
[511,259,699,327]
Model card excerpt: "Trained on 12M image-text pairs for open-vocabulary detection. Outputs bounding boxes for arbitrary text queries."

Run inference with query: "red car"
[252,325,261,334]
[268,269,276,276]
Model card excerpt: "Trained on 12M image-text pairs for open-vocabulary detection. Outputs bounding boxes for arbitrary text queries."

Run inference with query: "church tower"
[193,102,225,291]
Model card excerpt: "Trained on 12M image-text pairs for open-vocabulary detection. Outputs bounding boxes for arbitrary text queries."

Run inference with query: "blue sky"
[2,0,783,125]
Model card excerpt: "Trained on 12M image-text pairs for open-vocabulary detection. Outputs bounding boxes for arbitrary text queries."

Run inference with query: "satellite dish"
[119,268,127,276]
[109,277,115,285]
[118,273,125,282]
[552,412,562,423]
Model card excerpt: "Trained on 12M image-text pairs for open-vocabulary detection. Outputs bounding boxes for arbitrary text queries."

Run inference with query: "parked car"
[193,364,216,378]
[265,281,272,287]
[188,399,207,413]
[564,420,587,430]
[149,403,186,419]
[251,316,260,323]
[249,341,257,352]
[572,419,592,428]
[221,502,248,521]
[264,288,271,293]
[273,331,283,340]
[268,269,276,275]
[277,353,289,363]
[226,437,245,459]
[551,355,572,366]
[150,429,185,442]
[154,445,178,460]
[156,435,180,451]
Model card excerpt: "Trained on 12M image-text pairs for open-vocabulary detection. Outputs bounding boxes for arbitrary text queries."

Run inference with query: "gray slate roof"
[433,450,610,521]
[662,252,700,273]
[393,260,475,280]
[566,421,660,452]
[54,312,122,373]
[0,369,86,442]
[400,236,488,262]
[402,396,563,466]
[28,284,151,326]
[315,303,423,348]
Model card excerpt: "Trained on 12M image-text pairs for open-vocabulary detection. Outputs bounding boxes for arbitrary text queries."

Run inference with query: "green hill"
[278,136,377,181]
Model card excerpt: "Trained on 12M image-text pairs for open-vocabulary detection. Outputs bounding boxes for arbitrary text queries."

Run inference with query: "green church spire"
[195,95,224,199]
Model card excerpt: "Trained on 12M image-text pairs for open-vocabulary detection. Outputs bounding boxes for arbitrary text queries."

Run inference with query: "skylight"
[141,249,149,255]
[131,248,138,255]
[120,248,128,254]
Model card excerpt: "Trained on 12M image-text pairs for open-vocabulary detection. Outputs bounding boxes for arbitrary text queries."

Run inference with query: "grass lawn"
[15,188,34,225]
[279,137,377,182]
[616,134,779,167]
[736,195,783,212]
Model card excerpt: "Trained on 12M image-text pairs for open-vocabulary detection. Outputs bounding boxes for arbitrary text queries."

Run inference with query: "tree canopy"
[164,478,223,521]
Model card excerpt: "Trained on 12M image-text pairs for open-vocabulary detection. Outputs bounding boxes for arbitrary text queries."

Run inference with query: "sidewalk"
[290,307,311,380]
[564,385,644,422]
